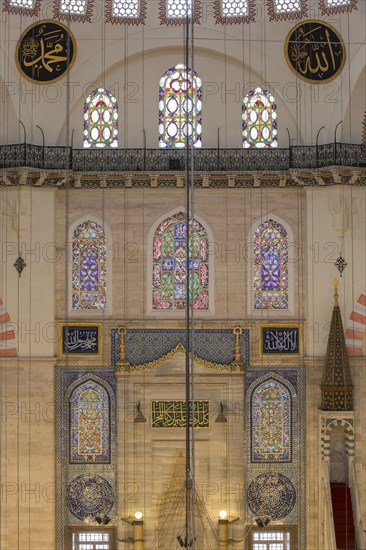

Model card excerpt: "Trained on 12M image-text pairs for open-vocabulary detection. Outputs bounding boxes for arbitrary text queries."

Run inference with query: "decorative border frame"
[319,0,357,16]
[105,0,147,24]
[53,0,95,23]
[3,0,41,17]
[55,366,116,550]
[259,323,303,357]
[245,366,306,548]
[267,0,308,22]
[58,322,102,358]
[213,0,256,24]
[363,112,366,144]
[159,0,201,25]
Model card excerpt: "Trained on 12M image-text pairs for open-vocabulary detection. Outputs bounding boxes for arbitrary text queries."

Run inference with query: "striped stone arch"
[321,418,354,459]
[345,291,366,356]
[0,298,17,357]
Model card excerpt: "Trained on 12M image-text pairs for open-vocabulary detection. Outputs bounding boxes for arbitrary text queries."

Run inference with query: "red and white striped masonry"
[0,298,17,357]
[345,291,366,356]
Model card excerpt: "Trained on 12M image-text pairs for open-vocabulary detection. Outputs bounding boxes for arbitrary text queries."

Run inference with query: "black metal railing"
[0,142,365,172]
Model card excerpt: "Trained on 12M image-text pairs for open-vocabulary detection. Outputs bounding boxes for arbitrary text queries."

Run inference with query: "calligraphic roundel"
[285,20,345,84]
[16,20,76,84]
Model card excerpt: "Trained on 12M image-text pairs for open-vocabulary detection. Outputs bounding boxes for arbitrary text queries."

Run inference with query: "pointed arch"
[69,215,112,312]
[69,379,111,463]
[149,209,213,311]
[159,64,202,149]
[247,372,297,464]
[242,87,278,148]
[65,372,116,465]
[83,88,118,148]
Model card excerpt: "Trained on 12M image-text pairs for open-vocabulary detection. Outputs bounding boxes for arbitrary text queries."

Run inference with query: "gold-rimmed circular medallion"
[16,20,76,84]
[285,20,345,84]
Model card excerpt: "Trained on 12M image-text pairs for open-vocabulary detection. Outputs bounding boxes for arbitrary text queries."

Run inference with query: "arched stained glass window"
[159,64,202,149]
[152,211,209,309]
[84,88,118,148]
[254,219,288,309]
[242,87,278,148]
[72,220,107,310]
[251,379,291,462]
[69,380,110,463]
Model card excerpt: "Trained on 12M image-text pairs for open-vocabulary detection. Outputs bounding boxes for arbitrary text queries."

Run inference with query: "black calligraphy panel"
[261,325,301,355]
[60,324,101,356]
[285,20,345,83]
[16,20,76,84]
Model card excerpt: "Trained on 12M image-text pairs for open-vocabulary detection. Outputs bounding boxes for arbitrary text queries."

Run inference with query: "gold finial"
[117,326,130,367]
[332,278,339,305]
[233,326,243,363]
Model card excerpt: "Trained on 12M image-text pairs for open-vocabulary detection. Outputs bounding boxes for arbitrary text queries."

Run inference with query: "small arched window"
[159,64,202,149]
[254,219,288,309]
[69,379,110,463]
[84,88,118,148]
[152,211,209,309]
[242,87,278,148]
[251,378,291,462]
[72,220,107,310]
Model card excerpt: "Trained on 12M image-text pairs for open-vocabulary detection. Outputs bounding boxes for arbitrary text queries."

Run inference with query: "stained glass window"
[60,0,88,14]
[159,64,202,149]
[254,219,288,309]
[242,87,278,148]
[69,380,110,463]
[251,379,291,462]
[84,88,118,149]
[273,0,301,13]
[152,211,209,310]
[72,220,107,310]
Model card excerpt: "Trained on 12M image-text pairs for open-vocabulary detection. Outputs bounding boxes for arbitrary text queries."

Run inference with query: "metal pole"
[70,129,74,170]
[333,121,342,165]
[286,127,292,168]
[217,127,220,170]
[143,129,146,171]
[19,120,26,166]
[316,125,325,167]
[36,125,45,168]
